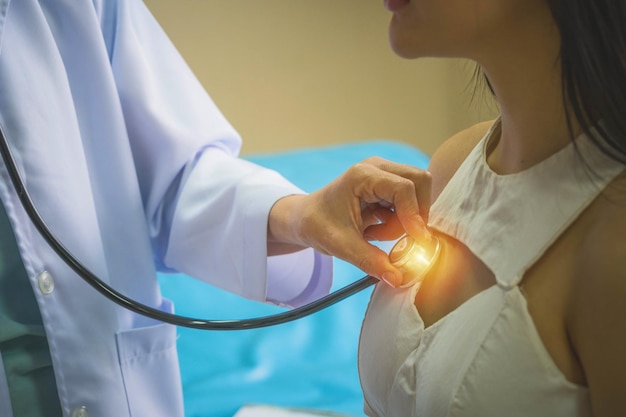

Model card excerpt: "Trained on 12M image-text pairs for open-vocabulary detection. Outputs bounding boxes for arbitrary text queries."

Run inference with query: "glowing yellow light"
[389,234,441,288]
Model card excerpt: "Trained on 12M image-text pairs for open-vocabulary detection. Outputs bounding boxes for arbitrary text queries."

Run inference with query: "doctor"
[0,1,431,416]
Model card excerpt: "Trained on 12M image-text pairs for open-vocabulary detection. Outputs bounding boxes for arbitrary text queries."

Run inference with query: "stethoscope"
[0,126,440,330]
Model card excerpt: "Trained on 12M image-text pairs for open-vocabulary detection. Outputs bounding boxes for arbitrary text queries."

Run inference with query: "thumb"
[346,240,402,288]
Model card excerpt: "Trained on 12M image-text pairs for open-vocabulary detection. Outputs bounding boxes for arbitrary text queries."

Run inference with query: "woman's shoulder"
[428,120,495,200]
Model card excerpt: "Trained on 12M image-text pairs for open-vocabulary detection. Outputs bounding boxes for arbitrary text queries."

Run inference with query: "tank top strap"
[429,119,624,288]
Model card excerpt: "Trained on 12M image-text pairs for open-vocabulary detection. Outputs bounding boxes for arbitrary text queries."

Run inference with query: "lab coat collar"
[0,0,9,55]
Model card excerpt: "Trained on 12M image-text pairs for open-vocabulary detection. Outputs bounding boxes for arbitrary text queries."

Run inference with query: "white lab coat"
[0,0,332,416]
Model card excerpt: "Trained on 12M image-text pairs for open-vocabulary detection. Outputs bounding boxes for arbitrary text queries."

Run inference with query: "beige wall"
[145,0,497,156]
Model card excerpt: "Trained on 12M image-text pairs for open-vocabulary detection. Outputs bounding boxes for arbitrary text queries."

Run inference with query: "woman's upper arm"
[569,199,626,415]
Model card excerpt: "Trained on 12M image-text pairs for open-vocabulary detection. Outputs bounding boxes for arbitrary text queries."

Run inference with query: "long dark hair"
[477,1,626,165]
[548,0,626,165]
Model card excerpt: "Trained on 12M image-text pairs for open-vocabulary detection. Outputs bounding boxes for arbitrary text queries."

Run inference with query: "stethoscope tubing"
[0,125,377,330]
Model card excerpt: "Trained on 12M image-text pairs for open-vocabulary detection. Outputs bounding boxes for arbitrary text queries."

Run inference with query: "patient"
[358,1,626,416]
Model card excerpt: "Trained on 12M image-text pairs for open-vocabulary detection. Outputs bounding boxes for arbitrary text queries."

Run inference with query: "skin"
[386,0,626,414]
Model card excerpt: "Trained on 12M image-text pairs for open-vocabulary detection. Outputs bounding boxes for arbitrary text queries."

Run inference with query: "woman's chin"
[388,32,422,59]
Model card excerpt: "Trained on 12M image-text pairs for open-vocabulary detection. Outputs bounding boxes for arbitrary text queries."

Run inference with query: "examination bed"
[158,140,430,417]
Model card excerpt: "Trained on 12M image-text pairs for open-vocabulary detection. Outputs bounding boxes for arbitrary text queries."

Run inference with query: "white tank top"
[358,120,624,417]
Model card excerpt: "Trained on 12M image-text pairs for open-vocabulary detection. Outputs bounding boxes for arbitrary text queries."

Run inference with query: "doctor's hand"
[267,157,432,288]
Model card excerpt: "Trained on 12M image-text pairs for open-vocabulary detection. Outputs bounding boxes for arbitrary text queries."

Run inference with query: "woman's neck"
[477,14,577,175]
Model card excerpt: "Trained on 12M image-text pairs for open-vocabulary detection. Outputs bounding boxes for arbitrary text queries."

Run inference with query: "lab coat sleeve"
[100,0,332,305]
[168,149,334,306]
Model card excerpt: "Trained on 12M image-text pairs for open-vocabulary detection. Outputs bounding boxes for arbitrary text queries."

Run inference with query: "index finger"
[362,157,432,238]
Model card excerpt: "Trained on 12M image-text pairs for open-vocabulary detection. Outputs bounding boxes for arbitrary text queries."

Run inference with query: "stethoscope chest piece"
[389,233,441,288]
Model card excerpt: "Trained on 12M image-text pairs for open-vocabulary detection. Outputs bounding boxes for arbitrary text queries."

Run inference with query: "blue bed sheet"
[158,140,430,417]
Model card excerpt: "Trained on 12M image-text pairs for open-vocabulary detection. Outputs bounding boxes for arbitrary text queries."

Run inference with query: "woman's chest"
[413,232,496,328]
[359,281,588,417]
[414,228,581,384]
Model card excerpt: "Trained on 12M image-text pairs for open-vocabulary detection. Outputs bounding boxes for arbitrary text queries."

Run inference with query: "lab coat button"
[37,271,55,294]
[71,406,88,417]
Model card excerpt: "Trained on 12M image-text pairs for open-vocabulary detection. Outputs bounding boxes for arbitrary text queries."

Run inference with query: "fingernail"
[417,218,432,241]
[422,228,433,242]
[381,271,399,288]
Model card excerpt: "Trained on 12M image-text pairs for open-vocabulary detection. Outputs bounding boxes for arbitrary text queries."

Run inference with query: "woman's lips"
[384,0,410,12]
